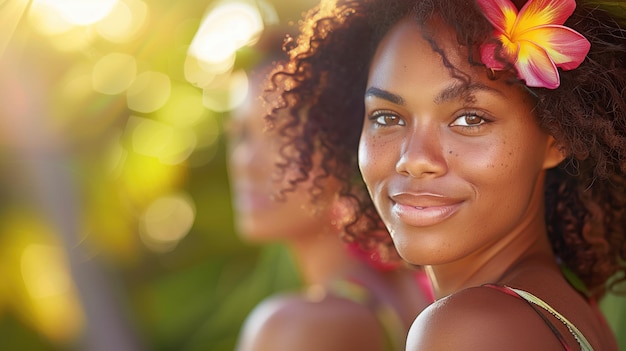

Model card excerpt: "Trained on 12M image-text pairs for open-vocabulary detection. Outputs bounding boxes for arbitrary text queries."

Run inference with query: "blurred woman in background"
[226,29,433,351]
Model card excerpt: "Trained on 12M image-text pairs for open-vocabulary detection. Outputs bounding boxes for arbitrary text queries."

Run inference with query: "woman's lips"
[390,193,463,227]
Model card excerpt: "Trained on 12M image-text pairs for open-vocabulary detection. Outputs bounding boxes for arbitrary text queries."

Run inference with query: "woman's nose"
[395,127,447,178]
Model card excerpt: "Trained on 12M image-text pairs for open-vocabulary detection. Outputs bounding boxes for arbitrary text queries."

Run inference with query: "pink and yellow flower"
[477,0,591,89]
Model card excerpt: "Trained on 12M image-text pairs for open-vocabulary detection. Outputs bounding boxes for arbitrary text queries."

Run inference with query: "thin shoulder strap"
[484,284,594,351]
[509,287,594,351]
[330,278,405,351]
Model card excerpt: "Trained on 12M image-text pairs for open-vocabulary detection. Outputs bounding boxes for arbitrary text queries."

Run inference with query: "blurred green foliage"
[0,1,307,350]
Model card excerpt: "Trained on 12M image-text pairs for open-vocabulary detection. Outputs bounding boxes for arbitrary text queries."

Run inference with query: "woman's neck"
[287,228,431,327]
[287,229,362,287]
[426,216,557,299]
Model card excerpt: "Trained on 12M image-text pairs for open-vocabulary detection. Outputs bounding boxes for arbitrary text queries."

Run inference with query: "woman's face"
[227,77,336,242]
[358,18,563,266]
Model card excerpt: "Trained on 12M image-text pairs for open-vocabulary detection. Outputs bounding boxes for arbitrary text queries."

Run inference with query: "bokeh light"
[20,243,83,344]
[202,69,249,112]
[27,3,76,35]
[28,0,149,51]
[21,245,72,299]
[154,85,206,128]
[139,192,196,253]
[188,1,264,65]
[126,116,197,165]
[92,53,138,95]
[126,71,172,113]
[96,0,149,43]
[58,65,93,103]
[31,0,119,26]
[0,212,83,346]
[0,1,323,350]
[184,54,219,88]
[185,1,265,91]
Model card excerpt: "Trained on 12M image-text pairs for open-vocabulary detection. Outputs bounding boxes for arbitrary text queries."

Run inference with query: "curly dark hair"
[264,0,626,298]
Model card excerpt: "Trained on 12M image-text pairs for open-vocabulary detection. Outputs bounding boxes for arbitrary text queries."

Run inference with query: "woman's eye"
[450,113,486,127]
[372,112,405,127]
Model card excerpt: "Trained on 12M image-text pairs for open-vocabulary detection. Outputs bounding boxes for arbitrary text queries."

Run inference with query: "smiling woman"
[263,0,626,350]
[360,17,564,270]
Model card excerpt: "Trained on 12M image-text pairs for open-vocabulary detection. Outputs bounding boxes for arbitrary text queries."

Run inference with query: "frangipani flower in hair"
[477,0,591,89]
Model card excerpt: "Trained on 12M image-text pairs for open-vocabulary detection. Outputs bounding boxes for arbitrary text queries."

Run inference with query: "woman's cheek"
[359,135,387,185]
[450,139,513,179]
[360,135,402,211]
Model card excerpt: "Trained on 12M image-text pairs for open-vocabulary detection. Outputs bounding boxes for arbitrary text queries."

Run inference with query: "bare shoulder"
[236,292,386,351]
[406,286,566,351]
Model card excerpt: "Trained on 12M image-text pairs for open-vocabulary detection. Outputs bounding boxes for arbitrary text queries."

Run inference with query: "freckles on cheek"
[454,140,515,176]
[499,152,513,170]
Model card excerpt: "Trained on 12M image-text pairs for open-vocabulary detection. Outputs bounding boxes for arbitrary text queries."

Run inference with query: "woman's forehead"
[368,18,468,87]
[367,16,530,109]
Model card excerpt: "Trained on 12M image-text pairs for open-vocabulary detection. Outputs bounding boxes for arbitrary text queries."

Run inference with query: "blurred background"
[0,0,624,350]
[0,1,312,350]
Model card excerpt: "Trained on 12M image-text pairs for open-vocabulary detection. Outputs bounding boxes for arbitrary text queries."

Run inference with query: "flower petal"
[518,25,590,69]
[515,41,560,88]
[480,42,508,69]
[477,0,518,34]
[516,0,576,32]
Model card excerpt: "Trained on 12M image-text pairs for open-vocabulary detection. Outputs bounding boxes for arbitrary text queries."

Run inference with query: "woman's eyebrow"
[434,82,504,104]
[364,87,405,105]
[365,83,504,106]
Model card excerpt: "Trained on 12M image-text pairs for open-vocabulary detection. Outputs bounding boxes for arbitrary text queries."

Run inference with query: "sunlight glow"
[32,0,119,26]
[28,3,78,35]
[96,0,149,43]
[188,2,263,65]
